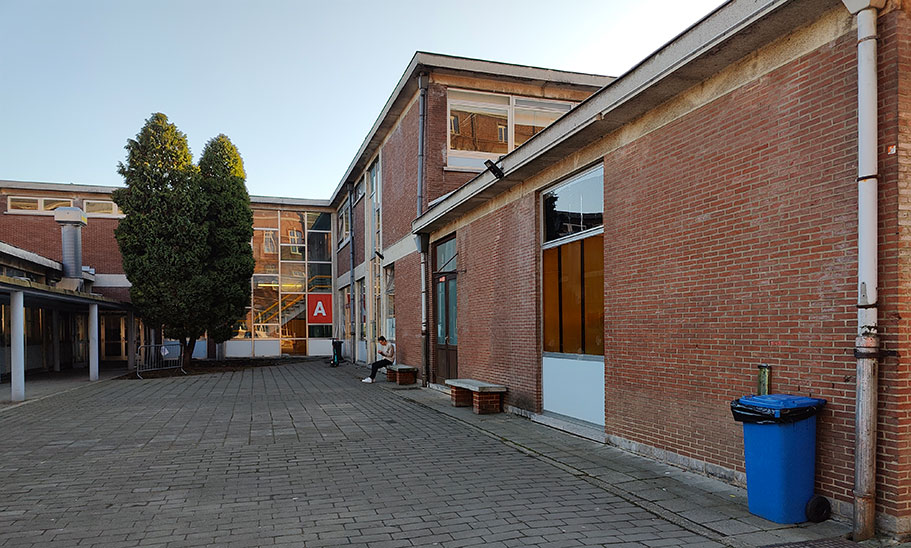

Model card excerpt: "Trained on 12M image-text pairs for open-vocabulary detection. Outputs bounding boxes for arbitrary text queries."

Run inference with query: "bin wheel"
[805,495,831,523]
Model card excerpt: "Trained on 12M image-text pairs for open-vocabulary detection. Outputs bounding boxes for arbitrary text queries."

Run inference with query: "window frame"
[446,89,574,171]
[6,196,74,215]
[540,165,605,357]
[337,203,351,248]
[84,200,124,217]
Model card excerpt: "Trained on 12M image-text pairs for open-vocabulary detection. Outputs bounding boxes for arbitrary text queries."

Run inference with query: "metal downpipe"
[842,1,883,540]
[348,182,356,363]
[417,73,430,386]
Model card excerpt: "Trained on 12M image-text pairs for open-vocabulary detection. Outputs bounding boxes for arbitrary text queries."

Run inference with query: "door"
[435,273,457,381]
[101,314,126,361]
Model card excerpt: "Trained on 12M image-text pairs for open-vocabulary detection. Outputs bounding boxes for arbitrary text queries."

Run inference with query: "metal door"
[435,274,457,381]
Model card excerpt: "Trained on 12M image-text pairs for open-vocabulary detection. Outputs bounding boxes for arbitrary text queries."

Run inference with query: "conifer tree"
[197,134,254,344]
[113,113,209,366]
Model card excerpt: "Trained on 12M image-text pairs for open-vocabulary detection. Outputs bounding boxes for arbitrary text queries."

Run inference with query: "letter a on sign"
[308,294,333,324]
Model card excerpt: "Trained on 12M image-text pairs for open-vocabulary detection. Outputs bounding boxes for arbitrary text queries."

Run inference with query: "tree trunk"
[182,338,196,369]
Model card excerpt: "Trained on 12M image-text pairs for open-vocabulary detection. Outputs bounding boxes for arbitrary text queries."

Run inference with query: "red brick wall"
[0,199,123,274]
[382,101,419,245]
[879,6,911,525]
[336,240,351,276]
[598,22,908,516]
[391,252,423,369]
[438,195,540,409]
[352,196,365,268]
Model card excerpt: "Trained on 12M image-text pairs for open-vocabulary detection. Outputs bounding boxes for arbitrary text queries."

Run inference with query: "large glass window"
[542,166,604,356]
[358,280,366,341]
[448,90,573,170]
[385,266,395,340]
[543,166,604,243]
[435,238,457,272]
[237,207,335,354]
[7,196,74,214]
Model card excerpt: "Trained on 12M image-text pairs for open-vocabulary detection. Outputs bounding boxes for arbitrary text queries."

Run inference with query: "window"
[543,166,604,244]
[542,236,603,355]
[515,98,571,148]
[385,266,395,340]
[263,231,277,254]
[84,200,123,216]
[542,165,604,356]
[358,280,366,341]
[435,238,457,273]
[337,204,350,246]
[8,197,39,211]
[354,180,365,202]
[7,196,73,214]
[447,90,573,170]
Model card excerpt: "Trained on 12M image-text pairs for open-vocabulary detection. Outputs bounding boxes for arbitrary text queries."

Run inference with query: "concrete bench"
[385,364,417,385]
[444,379,507,414]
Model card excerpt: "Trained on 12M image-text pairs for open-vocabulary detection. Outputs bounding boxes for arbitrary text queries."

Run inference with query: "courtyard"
[0,362,851,547]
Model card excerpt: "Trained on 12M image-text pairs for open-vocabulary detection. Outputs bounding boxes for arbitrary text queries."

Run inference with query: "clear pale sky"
[0,0,726,200]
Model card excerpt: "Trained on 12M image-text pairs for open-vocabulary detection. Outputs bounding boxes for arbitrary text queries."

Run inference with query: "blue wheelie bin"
[731,394,826,524]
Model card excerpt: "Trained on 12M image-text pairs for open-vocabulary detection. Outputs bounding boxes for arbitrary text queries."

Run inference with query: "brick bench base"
[385,365,417,385]
[445,379,507,414]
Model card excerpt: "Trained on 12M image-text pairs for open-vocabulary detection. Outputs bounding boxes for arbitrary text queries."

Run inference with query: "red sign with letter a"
[308,294,333,324]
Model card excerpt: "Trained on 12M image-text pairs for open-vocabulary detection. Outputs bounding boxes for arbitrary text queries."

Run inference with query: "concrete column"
[11,291,25,402]
[52,309,61,372]
[127,311,136,371]
[89,304,98,381]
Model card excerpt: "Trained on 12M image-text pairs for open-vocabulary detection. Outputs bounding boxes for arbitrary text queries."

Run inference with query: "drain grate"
[761,538,856,548]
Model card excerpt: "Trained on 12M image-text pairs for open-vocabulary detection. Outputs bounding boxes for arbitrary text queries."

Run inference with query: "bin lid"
[738,394,826,410]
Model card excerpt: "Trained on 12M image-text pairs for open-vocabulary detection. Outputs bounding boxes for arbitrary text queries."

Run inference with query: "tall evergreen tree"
[197,134,254,344]
[112,113,209,366]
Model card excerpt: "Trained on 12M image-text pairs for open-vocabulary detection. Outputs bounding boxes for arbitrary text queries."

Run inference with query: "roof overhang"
[412,0,843,235]
[250,195,331,208]
[0,275,125,310]
[0,179,120,195]
[0,241,62,272]
[328,52,614,208]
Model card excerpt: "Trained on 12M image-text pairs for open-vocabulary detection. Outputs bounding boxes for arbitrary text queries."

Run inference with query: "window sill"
[443,166,484,174]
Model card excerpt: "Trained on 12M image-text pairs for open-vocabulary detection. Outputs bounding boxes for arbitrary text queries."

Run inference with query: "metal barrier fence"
[136,344,185,379]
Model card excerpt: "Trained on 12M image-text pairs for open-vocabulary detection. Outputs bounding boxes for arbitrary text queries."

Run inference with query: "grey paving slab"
[0,360,858,548]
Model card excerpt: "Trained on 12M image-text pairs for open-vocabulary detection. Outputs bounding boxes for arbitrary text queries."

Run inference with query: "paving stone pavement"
[0,361,855,547]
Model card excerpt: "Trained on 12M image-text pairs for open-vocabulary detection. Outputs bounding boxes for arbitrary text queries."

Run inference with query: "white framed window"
[354,180,365,202]
[84,200,124,217]
[447,89,573,171]
[337,204,350,247]
[6,196,73,214]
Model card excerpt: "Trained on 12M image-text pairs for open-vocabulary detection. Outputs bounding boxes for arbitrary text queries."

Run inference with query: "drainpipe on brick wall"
[842,0,884,541]
[417,72,430,385]
[348,182,356,362]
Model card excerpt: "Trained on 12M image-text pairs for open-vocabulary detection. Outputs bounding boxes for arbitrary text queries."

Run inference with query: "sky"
[0,0,727,201]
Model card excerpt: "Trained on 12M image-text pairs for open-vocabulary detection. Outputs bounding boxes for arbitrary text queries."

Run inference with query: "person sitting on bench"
[362,336,395,384]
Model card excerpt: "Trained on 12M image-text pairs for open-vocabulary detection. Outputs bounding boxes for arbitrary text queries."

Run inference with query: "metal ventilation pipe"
[54,207,87,279]
[841,0,885,541]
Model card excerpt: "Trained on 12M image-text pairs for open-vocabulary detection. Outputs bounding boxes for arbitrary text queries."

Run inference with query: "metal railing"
[136,344,185,379]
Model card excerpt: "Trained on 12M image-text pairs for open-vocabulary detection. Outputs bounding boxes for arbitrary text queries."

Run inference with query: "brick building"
[4,0,910,537]
[0,180,333,394]
[411,0,911,537]
[327,52,612,370]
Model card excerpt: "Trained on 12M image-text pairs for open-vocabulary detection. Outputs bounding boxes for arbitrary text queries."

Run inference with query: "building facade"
[411,0,911,536]
[328,52,612,371]
[0,181,334,389]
